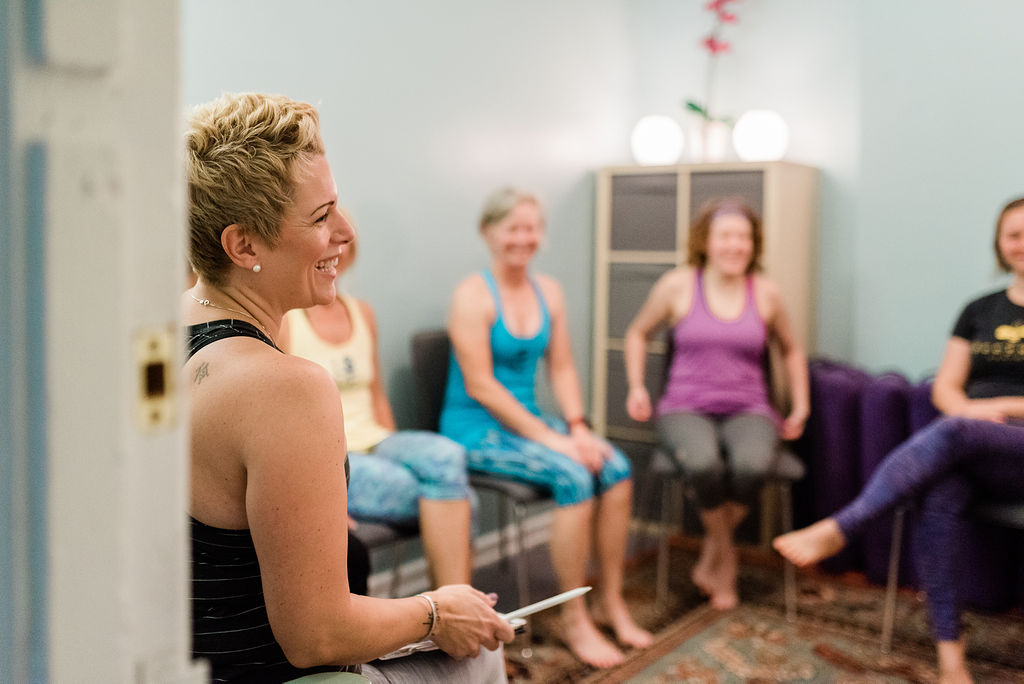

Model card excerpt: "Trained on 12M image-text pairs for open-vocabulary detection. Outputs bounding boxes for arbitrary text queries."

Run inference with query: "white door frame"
[3,1,204,681]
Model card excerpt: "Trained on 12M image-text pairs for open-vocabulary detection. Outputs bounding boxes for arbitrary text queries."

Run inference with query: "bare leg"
[697,505,739,610]
[724,500,748,531]
[691,506,726,595]
[592,480,653,649]
[419,499,472,586]
[550,499,625,668]
[937,638,973,684]
[772,518,847,568]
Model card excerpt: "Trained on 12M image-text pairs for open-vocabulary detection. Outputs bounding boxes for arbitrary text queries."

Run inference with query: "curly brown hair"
[686,197,763,274]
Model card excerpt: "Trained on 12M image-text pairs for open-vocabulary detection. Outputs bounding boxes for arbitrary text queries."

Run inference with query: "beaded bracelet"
[416,593,438,640]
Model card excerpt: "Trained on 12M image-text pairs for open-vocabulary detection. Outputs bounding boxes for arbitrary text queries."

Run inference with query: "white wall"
[182,0,1024,413]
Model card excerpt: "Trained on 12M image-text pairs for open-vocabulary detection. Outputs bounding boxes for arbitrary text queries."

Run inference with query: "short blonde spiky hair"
[186,92,325,286]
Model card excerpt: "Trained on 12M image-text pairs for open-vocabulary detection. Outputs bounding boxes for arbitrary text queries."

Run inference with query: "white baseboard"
[367,510,554,598]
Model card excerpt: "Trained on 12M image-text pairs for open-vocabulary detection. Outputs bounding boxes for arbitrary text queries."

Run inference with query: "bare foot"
[561,613,625,668]
[594,600,654,649]
[772,518,847,567]
[706,548,739,611]
[938,666,974,684]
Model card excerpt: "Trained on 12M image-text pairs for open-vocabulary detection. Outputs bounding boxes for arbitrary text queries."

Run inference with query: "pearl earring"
[252,264,262,273]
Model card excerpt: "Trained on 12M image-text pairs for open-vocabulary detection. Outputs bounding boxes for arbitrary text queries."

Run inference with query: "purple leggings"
[833,416,1024,641]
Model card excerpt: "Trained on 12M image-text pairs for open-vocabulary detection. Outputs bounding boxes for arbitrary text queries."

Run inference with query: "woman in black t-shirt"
[774,197,1024,684]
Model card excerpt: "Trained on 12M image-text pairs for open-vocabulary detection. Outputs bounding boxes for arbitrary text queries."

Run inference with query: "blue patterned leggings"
[347,430,473,525]
[464,415,632,506]
[832,416,1024,641]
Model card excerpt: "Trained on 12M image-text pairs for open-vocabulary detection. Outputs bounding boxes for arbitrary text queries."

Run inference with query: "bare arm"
[932,337,1024,421]
[360,300,397,431]
[623,269,687,422]
[447,276,560,445]
[244,358,510,666]
[758,277,810,440]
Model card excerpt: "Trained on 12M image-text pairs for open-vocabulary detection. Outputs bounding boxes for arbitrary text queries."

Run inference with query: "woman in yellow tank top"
[282,234,474,587]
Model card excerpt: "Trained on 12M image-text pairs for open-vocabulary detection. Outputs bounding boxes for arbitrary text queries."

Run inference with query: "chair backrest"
[409,329,451,431]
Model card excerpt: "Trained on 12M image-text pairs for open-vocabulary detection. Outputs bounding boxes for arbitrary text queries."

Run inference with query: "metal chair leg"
[778,481,797,622]
[656,478,673,605]
[389,540,405,599]
[881,506,904,654]
[512,500,533,655]
[498,493,510,571]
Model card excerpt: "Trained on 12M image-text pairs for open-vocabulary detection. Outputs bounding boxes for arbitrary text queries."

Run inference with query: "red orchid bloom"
[705,0,735,11]
[702,36,731,54]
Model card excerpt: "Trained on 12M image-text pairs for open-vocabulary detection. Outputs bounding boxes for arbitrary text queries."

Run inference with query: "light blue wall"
[1,0,14,676]
[183,0,1024,422]
[855,0,1024,377]
[182,0,637,422]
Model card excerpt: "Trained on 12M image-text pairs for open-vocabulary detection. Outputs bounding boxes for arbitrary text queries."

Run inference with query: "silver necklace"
[189,292,274,342]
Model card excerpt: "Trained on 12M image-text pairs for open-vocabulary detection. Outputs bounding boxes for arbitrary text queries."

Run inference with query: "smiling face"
[705,211,755,276]
[262,155,353,309]
[997,205,1024,276]
[482,199,544,269]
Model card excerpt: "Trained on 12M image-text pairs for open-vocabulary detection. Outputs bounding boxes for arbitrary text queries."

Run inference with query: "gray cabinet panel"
[689,170,763,221]
[607,263,674,339]
[610,174,677,251]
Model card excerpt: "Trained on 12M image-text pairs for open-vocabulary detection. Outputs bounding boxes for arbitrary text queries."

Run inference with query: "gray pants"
[362,645,507,683]
[657,412,779,510]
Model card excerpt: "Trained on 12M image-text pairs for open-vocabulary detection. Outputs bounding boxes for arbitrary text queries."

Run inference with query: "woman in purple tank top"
[624,197,810,610]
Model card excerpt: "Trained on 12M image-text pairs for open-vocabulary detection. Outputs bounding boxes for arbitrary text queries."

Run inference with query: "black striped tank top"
[186,320,359,682]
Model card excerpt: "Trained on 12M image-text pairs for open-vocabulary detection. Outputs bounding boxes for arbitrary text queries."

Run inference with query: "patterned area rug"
[504,542,1024,683]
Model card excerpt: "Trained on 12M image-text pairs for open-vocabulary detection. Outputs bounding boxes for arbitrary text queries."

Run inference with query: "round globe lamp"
[732,110,789,162]
[630,115,684,166]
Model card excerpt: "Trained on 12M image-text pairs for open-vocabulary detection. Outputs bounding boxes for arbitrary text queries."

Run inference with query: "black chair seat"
[469,473,550,504]
[353,520,418,550]
[650,446,805,481]
[352,520,420,598]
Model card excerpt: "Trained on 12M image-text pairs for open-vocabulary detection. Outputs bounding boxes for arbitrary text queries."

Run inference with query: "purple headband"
[711,202,748,221]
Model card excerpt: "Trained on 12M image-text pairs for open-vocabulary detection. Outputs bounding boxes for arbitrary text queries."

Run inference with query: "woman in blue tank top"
[623,198,810,612]
[441,187,654,669]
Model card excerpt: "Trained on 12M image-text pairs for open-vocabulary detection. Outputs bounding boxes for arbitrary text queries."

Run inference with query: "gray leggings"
[657,412,779,510]
[361,645,506,683]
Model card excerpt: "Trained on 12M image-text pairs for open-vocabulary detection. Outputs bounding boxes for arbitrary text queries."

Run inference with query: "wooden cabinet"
[590,162,819,444]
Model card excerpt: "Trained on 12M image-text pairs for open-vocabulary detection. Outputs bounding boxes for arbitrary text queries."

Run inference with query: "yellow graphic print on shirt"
[995,324,1024,344]
[971,322,1024,360]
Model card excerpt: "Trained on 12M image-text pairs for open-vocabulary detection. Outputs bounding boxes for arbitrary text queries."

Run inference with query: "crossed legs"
[773,417,1024,683]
